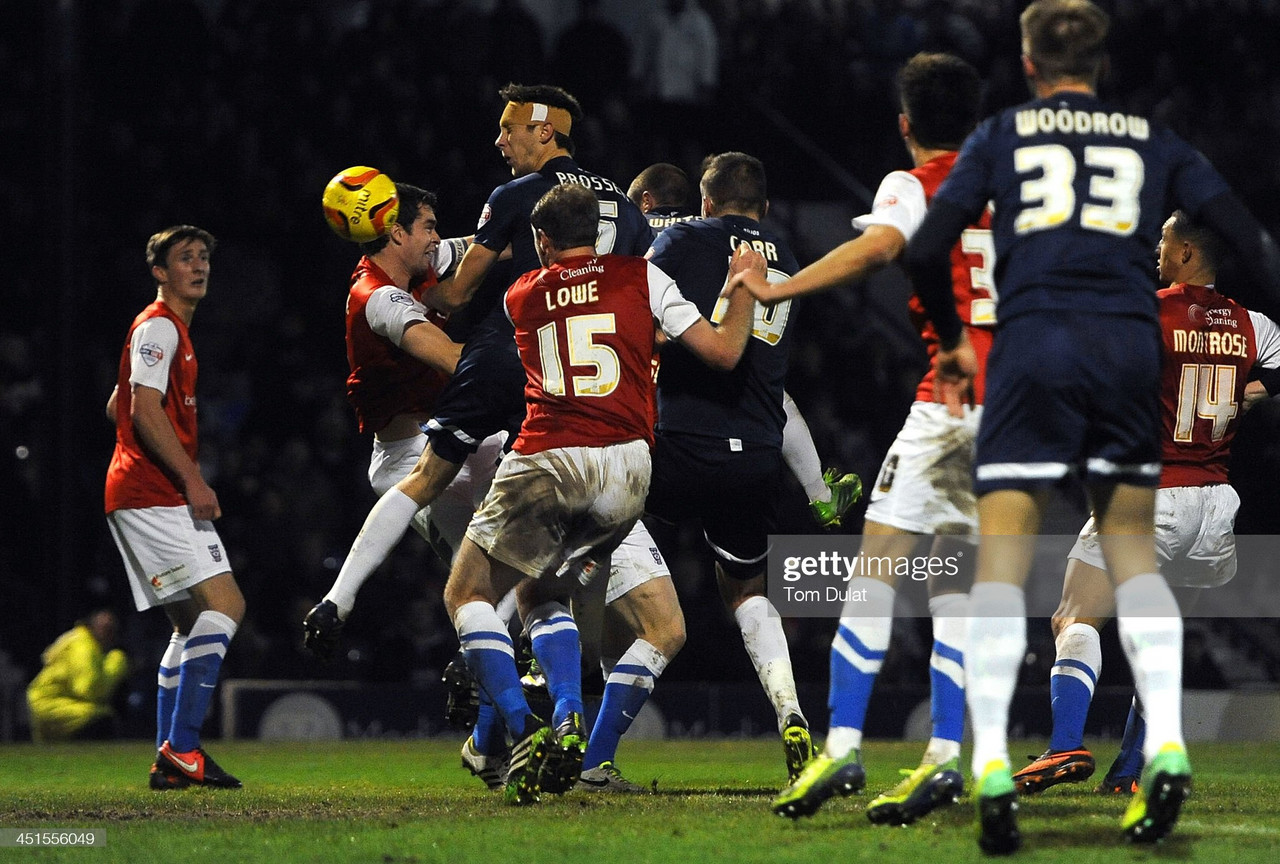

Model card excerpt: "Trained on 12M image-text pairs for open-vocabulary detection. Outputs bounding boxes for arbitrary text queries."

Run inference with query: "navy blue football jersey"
[475,155,654,279]
[647,215,799,447]
[935,91,1230,322]
[646,206,697,232]
[428,156,653,458]
[470,155,654,340]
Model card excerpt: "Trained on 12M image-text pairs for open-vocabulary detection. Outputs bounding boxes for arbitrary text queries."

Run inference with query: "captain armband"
[432,237,472,279]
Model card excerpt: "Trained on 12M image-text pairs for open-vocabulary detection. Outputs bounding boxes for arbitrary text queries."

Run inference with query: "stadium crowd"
[4,0,1280,745]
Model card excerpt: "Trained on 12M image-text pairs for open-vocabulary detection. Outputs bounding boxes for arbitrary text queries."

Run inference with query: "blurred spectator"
[634,0,720,167]
[27,610,129,743]
[552,0,633,116]
[915,0,988,69]
[488,0,547,89]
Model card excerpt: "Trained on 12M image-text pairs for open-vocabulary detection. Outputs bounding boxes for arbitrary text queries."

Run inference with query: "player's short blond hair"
[1020,0,1109,86]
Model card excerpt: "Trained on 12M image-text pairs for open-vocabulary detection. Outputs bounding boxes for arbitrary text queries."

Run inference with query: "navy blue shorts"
[425,316,526,465]
[974,312,1161,495]
[645,430,782,578]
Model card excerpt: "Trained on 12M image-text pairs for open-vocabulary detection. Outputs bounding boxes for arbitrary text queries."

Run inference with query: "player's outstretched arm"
[432,241,501,313]
[672,246,765,370]
[732,224,906,305]
[400,321,462,376]
[131,384,221,520]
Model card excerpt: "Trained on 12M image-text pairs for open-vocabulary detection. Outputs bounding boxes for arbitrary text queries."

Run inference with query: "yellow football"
[321,166,399,243]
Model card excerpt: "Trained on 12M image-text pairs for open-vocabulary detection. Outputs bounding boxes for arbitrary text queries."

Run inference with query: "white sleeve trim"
[365,285,430,347]
[128,317,179,394]
[646,261,703,339]
[851,171,927,241]
[1249,309,1280,368]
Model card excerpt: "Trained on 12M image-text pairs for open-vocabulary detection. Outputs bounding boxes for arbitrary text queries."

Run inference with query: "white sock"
[781,392,828,502]
[495,588,519,628]
[734,595,802,730]
[1054,621,1102,700]
[965,582,1026,778]
[325,487,421,618]
[1115,573,1184,760]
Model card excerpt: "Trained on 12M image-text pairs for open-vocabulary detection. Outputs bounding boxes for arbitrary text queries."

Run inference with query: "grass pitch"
[2,738,1277,863]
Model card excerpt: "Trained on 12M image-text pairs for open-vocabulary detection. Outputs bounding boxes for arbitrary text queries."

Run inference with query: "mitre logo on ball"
[322,166,399,243]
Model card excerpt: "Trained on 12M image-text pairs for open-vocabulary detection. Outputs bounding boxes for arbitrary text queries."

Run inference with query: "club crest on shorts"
[208,544,223,563]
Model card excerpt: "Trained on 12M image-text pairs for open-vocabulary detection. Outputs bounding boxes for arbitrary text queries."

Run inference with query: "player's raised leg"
[781,391,862,528]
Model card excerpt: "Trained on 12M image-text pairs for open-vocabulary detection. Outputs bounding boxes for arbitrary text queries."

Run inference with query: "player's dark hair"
[898,52,982,150]
[146,225,216,271]
[1169,209,1227,275]
[499,82,584,156]
[1020,0,1109,86]
[531,184,600,251]
[699,152,767,219]
[629,163,693,212]
[361,183,437,255]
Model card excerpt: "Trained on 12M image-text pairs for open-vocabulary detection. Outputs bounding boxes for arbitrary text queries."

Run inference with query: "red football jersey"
[105,301,199,512]
[344,257,450,434]
[505,254,658,454]
[1158,283,1257,487]
[905,153,995,404]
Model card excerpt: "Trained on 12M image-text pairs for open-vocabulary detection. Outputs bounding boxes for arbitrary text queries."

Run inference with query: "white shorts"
[605,520,671,606]
[467,439,650,581]
[106,506,232,611]
[864,401,981,536]
[1068,484,1240,588]
[369,430,506,560]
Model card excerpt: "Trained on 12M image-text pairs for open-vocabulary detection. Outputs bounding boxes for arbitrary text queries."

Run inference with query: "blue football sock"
[1113,696,1147,778]
[930,637,966,744]
[168,612,236,753]
[455,601,533,734]
[1049,623,1101,752]
[526,601,583,727]
[156,633,185,751]
[470,691,506,756]
[584,639,668,770]
[927,595,967,755]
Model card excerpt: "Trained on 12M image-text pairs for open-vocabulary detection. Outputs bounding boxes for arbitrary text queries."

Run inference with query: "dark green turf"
[1,738,1275,863]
